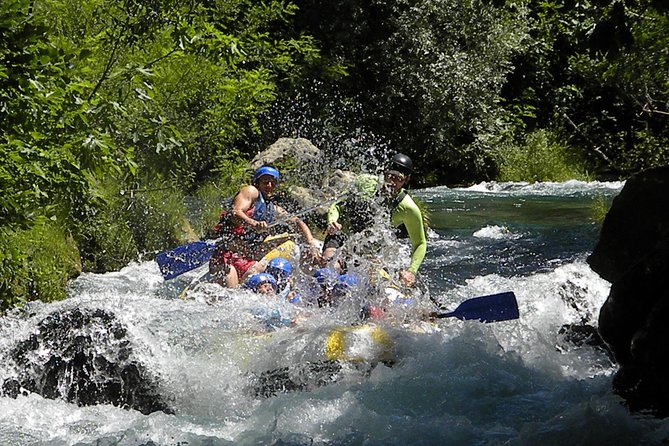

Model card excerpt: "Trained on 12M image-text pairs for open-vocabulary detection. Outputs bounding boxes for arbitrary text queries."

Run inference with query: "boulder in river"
[588,165,669,417]
[2,307,173,415]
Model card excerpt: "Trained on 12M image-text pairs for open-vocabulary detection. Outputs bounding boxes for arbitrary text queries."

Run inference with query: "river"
[2,180,668,445]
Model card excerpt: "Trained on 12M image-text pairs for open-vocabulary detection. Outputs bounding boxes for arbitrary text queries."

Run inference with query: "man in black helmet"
[323,153,427,288]
[381,153,427,287]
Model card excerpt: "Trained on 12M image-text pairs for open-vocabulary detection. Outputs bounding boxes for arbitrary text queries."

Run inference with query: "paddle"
[156,239,219,280]
[429,291,519,323]
[156,193,349,280]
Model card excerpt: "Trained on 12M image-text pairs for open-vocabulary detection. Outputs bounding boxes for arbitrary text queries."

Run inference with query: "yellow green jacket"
[390,190,427,274]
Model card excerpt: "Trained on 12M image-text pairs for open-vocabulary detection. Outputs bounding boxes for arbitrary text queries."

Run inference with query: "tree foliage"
[501,0,669,176]
[0,0,333,307]
[272,0,668,183]
[274,0,528,184]
[1,0,668,308]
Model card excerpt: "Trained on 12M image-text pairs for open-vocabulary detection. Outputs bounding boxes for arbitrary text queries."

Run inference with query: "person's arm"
[275,205,319,248]
[326,203,342,234]
[392,194,427,286]
[231,186,268,231]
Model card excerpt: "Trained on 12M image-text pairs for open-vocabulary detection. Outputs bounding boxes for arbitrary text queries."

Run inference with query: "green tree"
[501,0,669,177]
[1,0,131,230]
[271,0,528,184]
[0,0,336,308]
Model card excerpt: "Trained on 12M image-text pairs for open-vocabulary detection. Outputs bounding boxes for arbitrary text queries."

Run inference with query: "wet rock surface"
[588,165,669,417]
[2,307,173,415]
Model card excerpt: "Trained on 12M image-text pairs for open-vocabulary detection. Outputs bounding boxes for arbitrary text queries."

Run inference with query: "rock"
[247,360,377,398]
[2,308,173,415]
[252,138,361,220]
[588,165,669,417]
[587,165,669,282]
[251,137,325,188]
[251,137,321,167]
[556,323,614,360]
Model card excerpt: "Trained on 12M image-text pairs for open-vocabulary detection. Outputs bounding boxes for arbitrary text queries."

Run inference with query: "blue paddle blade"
[438,291,519,323]
[156,240,218,280]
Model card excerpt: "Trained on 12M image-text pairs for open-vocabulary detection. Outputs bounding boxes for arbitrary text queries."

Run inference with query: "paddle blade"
[436,291,519,323]
[156,240,218,280]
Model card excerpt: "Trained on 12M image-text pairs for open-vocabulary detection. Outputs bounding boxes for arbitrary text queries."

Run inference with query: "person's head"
[244,272,278,295]
[384,153,412,194]
[252,166,280,196]
[314,268,337,287]
[266,257,292,282]
[333,273,361,297]
[314,268,337,307]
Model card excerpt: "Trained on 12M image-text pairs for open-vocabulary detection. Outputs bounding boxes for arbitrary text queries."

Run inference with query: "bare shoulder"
[235,185,259,203]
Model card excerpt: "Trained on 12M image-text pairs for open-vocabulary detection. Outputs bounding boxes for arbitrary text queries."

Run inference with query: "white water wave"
[464,180,625,195]
[473,225,522,240]
[418,180,625,199]
[431,259,613,378]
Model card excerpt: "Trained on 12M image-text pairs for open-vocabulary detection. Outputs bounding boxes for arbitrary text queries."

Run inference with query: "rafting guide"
[323,153,428,288]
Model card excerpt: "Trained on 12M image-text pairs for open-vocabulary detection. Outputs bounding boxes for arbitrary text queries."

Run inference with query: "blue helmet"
[337,273,360,289]
[314,268,337,285]
[267,257,292,279]
[333,273,363,295]
[245,273,277,292]
[288,293,302,304]
[253,166,280,183]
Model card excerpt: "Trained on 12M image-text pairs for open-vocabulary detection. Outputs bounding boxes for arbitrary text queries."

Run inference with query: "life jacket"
[209,193,276,247]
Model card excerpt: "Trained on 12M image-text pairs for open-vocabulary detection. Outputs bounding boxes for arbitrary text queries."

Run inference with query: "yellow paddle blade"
[263,232,294,243]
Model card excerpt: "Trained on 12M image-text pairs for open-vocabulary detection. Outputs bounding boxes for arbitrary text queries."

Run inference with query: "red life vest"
[209,193,276,247]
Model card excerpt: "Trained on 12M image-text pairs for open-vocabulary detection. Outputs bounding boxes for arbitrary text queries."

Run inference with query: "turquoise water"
[417,181,620,287]
[3,180,669,446]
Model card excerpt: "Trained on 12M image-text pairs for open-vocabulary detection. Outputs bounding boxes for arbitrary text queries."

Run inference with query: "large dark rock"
[2,308,173,415]
[588,165,669,282]
[588,165,669,417]
[247,360,377,399]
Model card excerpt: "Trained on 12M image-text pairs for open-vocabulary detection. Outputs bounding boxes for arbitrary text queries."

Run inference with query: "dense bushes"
[0,0,332,309]
[277,0,669,184]
[497,129,591,182]
[1,0,668,309]
[0,224,80,311]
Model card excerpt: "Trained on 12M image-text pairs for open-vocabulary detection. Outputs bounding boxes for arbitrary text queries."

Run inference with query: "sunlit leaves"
[0,0,131,230]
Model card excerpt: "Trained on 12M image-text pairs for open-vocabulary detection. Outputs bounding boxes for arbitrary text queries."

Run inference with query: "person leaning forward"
[209,166,321,288]
[322,172,380,264]
[322,153,427,288]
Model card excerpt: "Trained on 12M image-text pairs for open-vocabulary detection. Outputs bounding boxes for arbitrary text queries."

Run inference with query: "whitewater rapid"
[2,181,669,445]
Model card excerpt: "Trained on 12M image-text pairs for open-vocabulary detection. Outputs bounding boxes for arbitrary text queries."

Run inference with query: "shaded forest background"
[1,0,668,308]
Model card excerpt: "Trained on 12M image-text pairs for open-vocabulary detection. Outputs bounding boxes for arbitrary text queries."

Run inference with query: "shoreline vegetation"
[2,0,668,310]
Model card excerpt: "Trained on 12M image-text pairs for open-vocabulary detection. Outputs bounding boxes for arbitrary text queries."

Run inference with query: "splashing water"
[2,181,669,446]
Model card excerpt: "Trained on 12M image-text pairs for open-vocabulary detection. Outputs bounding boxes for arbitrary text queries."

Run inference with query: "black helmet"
[390,153,413,175]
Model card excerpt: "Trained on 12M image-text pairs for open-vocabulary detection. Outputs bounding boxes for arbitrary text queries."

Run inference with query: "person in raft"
[209,166,321,288]
[243,272,278,295]
[323,153,427,287]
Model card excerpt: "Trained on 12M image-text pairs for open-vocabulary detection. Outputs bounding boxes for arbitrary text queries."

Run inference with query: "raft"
[247,323,396,398]
[179,237,298,299]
